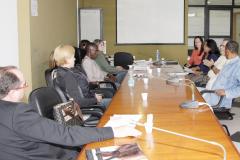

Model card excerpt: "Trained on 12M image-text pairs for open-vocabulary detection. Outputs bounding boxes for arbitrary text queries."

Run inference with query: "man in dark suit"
[0,66,141,160]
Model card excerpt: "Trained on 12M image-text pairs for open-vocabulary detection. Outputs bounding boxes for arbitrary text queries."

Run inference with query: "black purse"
[53,99,84,126]
[213,107,234,120]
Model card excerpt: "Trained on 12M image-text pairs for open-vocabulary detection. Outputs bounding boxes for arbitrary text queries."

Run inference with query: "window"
[188,7,204,36]
[207,0,232,5]
[188,0,240,49]
[235,0,240,5]
[189,0,205,5]
[209,10,231,36]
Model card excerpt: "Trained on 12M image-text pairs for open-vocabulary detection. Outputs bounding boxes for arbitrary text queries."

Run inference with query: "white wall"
[0,0,19,67]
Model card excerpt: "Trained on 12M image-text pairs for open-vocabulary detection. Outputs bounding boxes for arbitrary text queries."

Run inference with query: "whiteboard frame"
[116,0,185,45]
[79,8,103,42]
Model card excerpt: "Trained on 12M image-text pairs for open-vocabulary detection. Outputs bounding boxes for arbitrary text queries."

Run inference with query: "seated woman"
[191,39,220,75]
[187,36,204,67]
[93,39,127,83]
[52,44,111,109]
[76,39,90,64]
[187,39,220,86]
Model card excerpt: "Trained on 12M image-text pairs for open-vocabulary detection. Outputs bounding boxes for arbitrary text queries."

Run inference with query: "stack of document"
[133,60,150,71]
[104,114,142,127]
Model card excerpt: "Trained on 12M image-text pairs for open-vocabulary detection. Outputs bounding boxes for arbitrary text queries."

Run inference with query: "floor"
[220,99,240,152]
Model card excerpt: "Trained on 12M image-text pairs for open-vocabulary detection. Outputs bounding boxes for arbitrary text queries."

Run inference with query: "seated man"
[94,39,127,83]
[82,43,120,87]
[203,40,240,109]
[0,66,141,160]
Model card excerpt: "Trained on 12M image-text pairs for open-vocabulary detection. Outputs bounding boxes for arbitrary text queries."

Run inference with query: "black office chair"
[29,87,62,120]
[29,87,102,127]
[45,68,54,87]
[200,90,234,120]
[114,52,134,70]
[74,47,82,65]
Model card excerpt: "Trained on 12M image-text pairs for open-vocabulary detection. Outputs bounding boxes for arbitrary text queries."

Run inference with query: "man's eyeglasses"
[14,81,28,90]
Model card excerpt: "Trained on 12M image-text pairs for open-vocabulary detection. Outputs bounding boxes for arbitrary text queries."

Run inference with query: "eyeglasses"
[14,81,28,90]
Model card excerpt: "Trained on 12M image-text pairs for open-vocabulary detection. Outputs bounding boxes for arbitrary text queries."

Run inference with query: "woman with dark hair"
[188,36,204,67]
[74,39,90,64]
[192,39,220,74]
[79,39,90,50]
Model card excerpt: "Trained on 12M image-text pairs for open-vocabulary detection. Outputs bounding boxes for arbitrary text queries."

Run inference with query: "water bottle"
[128,77,135,87]
[156,49,160,61]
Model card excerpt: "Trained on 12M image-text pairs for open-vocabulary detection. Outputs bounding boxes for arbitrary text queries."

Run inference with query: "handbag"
[53,99,84,126]
[213,107,234,120]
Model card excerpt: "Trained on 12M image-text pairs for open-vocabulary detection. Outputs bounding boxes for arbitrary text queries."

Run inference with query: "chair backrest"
[114,52,134,70]
[52,78,69,102]
[29,87,63,119]
[74,47,81,65]
[45,68,53,87]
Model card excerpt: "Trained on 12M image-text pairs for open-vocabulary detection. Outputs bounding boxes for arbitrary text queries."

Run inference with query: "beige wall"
[30,0,77,89]
[80,0,188,64]
[18,0,32,100]
[18,0,78,96]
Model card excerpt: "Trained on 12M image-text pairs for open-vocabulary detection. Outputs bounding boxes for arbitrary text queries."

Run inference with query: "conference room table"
[77,65,240,160]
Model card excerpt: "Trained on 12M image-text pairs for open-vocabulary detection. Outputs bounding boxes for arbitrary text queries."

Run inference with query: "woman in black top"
[52,44,111,108]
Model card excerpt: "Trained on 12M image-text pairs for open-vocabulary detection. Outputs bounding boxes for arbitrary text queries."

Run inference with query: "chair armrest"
[200,89,215,94]
[81,104,106,112]
[98,81,117,91]
[200,89,224,108]
[81,108,103,118]
[89,83,99,90]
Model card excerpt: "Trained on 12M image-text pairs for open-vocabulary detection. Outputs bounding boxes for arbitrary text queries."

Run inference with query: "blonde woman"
[52,44,111,109]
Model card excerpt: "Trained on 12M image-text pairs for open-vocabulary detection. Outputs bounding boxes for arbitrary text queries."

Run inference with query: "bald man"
[0,66,141,160]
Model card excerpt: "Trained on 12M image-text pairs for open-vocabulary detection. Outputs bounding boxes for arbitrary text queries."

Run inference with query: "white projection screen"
[117,0,185,44]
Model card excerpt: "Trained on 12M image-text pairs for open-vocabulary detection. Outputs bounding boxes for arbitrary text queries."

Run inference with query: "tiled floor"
[220,104,240,153]
[220,107,240,135]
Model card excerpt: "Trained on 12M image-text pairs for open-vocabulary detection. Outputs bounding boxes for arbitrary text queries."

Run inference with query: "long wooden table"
[77,66,240,160]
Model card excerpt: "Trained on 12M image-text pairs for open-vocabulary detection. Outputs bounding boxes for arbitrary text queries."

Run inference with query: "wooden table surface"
[77,67,240,160]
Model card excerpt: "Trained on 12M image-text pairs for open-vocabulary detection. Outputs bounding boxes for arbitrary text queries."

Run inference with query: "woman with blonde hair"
[52,44,111,109]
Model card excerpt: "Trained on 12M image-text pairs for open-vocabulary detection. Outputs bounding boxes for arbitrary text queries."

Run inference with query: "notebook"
[86,143,148,160]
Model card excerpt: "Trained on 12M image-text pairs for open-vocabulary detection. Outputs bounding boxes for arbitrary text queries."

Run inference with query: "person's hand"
[191,67,198,72]
[95,93,103,103]
[112,126,142,138]
[116,66,124,71]
[203,59,214,68]
[105,74,117,82]
[193,70,201,75]
[215,89,226,96]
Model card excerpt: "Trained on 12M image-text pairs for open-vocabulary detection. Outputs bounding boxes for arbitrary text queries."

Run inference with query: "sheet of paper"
[104,114,142,127]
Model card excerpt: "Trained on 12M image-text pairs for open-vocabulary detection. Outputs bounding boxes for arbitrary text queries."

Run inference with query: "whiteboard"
[117,0,185,44]
[79,8,103,42]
